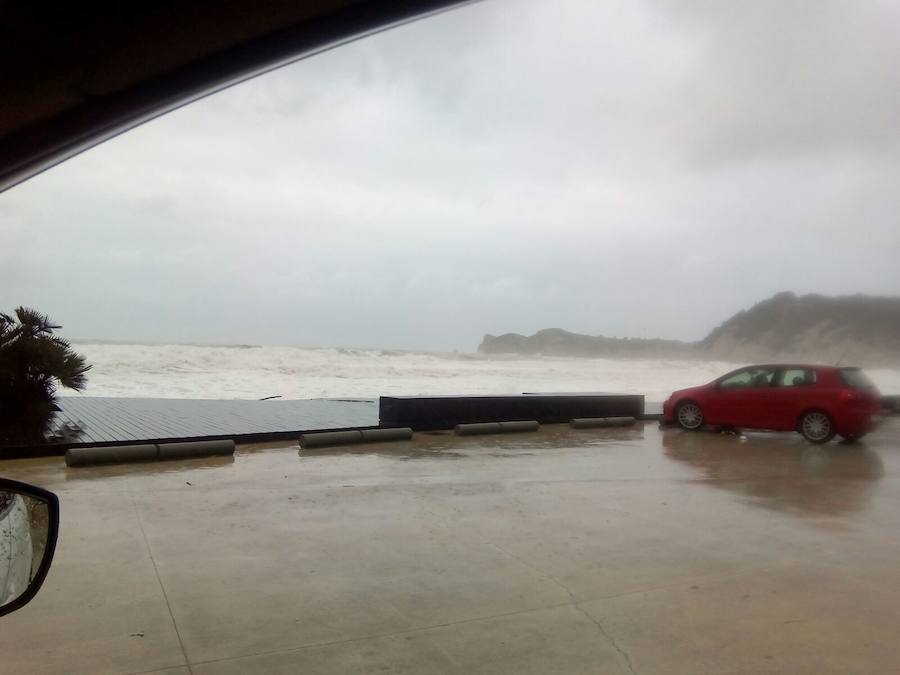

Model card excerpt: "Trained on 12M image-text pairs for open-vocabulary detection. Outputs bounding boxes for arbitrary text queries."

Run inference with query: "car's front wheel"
[676,401,704,431]
[799,410,835,444]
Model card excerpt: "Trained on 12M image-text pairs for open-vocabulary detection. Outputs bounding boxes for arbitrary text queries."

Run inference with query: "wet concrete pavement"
[2,419,899,674]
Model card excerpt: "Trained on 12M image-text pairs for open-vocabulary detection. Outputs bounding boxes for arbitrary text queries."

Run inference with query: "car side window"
[719,370,752,389]
[778,368,816,387]
[719,368,776,389]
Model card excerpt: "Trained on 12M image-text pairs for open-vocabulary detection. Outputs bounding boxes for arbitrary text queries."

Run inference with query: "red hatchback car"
[663,365,882,443]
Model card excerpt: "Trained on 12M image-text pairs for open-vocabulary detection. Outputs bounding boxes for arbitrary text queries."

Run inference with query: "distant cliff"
[699,292,900,364]
[478,292,900,365]
[479,328,695,358]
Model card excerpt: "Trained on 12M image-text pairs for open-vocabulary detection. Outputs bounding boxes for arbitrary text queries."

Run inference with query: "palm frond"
[0,307,92,444]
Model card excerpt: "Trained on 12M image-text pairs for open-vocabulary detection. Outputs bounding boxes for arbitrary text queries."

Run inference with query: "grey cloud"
[1,0,898,351]
[657,0,900,164]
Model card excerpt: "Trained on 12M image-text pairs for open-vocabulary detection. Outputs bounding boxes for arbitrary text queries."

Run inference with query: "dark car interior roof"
[0,0,467,193]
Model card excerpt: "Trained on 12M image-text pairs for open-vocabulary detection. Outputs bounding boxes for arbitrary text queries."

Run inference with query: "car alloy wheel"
[676,402,704,430]
[800,411,834,444]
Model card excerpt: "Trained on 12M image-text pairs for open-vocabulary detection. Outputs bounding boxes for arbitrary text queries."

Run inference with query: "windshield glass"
[2,2,900,674]
[4,0,900,402]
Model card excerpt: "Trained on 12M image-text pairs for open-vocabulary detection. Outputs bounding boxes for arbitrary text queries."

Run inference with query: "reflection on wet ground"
[2,418,900,674]
[62,454,237,483]
[662,427,885,516]
[301,443,468,460]
[298,423,646,461]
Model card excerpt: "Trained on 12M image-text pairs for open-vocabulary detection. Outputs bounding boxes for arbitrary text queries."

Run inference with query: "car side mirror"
[0,479,59,617]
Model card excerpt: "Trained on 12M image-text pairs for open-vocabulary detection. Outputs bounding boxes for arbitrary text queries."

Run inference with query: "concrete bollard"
[360,427,413,443]
[66,444,159,467]
[158,439,235,460]
[455,422,503,436]
[570,417,636,429]
[499,420,539,433]
[299,430,363,449]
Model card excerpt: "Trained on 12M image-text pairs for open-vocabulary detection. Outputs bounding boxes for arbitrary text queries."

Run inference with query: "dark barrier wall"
[380,394,644,431]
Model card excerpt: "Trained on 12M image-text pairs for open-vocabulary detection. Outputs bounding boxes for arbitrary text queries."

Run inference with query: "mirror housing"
[0,478,59,617]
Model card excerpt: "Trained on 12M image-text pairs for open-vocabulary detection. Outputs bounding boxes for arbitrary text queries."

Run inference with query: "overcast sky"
[2,0,899,351]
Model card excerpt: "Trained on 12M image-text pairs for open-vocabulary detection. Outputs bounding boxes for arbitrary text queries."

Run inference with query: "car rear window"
[778,368,816,387]
[839,368,877,390]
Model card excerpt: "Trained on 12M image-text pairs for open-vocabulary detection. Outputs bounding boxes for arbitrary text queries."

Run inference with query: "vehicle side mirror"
[0,479,59,617]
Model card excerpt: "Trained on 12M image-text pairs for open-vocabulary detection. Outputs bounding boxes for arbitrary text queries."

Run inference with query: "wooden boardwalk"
[53,397,378,447]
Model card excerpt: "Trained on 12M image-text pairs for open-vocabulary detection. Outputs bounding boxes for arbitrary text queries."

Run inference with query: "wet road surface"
[2,419,899,674]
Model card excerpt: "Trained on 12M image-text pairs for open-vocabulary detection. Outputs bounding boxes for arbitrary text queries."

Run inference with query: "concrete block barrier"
[299,430,364,449]
[570,417,636,429]
[158,439,235,460]
[455,422,503,436]
[66,444,159,467]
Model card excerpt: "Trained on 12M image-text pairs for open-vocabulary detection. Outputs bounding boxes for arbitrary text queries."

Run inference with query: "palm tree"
[0,307,91,446]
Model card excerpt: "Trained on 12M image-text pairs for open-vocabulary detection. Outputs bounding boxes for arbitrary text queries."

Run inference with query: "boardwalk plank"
[53,397,378,446]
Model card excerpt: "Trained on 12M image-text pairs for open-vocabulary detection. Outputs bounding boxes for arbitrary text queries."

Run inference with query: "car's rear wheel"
[799,410,835,444]
[676,401,704,431]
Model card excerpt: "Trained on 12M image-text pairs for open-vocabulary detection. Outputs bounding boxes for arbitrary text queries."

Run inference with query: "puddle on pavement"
[295,423,646,461]
[661,427,885,517]
[61,454,236,483]
[299,443,466,461]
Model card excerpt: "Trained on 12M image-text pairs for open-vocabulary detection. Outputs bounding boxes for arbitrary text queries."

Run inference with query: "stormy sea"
[68,342,900,402]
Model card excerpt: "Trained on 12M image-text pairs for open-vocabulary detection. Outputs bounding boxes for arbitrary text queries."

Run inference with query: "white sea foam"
[68,342,900,402]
